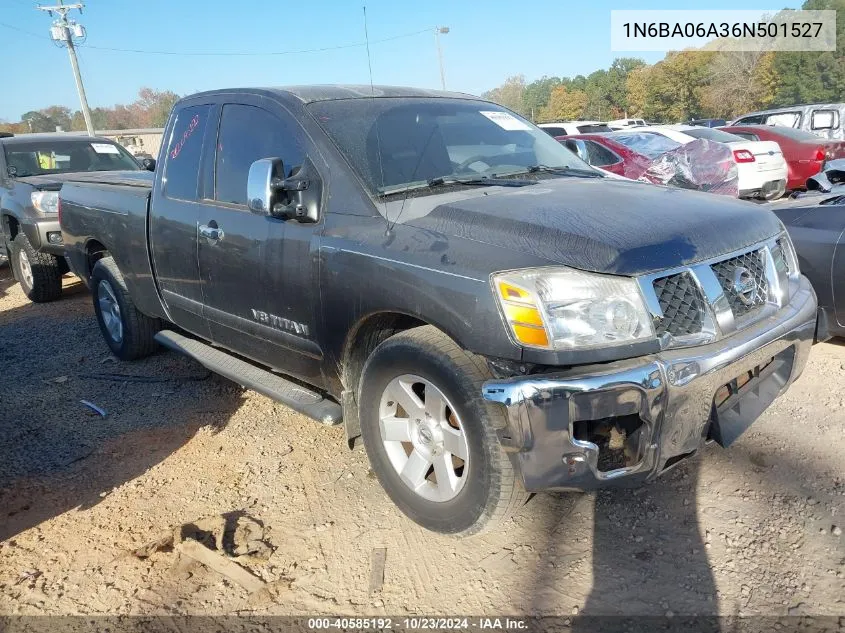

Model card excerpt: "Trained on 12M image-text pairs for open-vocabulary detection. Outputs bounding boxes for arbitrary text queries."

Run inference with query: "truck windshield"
[3,139,140,178]
[308,98,598,195]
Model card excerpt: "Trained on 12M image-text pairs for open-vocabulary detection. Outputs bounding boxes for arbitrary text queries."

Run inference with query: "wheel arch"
[84,238,111,279]
[1,212,20,242]
[339,310,455,448]
[340,310,431,397]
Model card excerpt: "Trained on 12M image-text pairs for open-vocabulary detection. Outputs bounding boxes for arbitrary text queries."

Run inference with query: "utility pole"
[434,27,449,90]
[37,1,94,135]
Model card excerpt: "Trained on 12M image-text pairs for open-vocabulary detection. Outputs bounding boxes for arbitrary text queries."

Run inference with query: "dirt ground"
[0,269,843,618]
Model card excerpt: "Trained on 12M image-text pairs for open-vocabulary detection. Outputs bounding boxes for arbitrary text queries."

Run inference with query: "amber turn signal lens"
[503,303,544,327]
[498,281,532,303]
[512,324,550,347]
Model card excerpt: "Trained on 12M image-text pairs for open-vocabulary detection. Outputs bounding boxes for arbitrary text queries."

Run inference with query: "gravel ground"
[0,269,843,617]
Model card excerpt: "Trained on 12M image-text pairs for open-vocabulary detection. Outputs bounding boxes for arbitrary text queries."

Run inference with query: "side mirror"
[247,158,283,215]
[247,157,321,223]
[565,139,589,163]
[141,158,156,171]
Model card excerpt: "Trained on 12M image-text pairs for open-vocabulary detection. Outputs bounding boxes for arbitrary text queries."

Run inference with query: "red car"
[720,125,845,190]
[555,134,651,179]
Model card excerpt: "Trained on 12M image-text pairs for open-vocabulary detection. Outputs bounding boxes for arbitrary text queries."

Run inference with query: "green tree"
[642,51,714,122]
[539,85,588,121]
[625,65,652,117]
[772,0,845,105]
[133,87,180,127]
[481,75,527,116]
[70,107,111,132]
[703,50,777,118]
[606,57,646,115]
[523,76,562,121]
[21,111,54,133]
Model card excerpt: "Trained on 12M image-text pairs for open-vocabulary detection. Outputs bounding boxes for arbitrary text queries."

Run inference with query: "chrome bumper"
[482,275,817,492]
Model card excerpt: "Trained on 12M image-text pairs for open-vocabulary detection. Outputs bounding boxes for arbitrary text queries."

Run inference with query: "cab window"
[214,104,305,207]
[164,104,211,201]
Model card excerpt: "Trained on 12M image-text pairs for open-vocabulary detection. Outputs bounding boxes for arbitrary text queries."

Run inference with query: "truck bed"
[60,170,164,319]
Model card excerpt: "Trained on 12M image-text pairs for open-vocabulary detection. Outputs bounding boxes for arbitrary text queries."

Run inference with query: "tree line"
[0,87,179,134]
[482,0,844,123]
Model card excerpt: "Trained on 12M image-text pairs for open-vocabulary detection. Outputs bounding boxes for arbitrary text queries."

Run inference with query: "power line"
[74,27,432,56]
[0,20,50,39]
[1,19,432,56]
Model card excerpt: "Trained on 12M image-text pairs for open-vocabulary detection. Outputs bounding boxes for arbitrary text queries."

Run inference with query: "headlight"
[777,230,800,276]
[31,191,59,214]
[492,267,655,350]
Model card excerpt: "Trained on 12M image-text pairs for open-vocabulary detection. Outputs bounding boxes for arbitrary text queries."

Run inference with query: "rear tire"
[358,325,527,536]
[10,232,62,302]
[91,257,161,360]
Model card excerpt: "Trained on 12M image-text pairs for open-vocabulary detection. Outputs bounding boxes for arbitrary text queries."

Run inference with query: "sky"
[0,0,802,122]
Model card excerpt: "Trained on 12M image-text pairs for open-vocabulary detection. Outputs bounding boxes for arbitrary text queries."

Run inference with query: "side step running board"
[154,330,342,426]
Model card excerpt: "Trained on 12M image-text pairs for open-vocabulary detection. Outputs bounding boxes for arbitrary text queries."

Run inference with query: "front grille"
[652,272,705,337]
[711,249,768,318]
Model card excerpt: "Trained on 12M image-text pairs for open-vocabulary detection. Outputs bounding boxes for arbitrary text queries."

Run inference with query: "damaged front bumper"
[482,275,817,492]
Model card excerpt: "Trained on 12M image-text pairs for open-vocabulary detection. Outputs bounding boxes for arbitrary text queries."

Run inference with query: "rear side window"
[577,124,612,134]
[215,104,304,206]
[682,127,745,143]
[765,112,801,128]
[609,132,681,158]
[734,115,764,125]
[584,140,620,166]
[540,127,568,137]
[811,109,839,130]
[730,132,759,141]
[164,104,210,201]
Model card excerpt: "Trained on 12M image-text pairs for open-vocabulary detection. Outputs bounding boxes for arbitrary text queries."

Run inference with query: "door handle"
[199,223,224,242]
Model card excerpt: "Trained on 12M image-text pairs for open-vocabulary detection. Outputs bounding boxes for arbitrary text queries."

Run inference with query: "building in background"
[93,128,163,159]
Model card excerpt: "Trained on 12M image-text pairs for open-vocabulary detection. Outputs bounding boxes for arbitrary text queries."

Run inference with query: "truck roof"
[0,133,117,145]
[187,85,477,105]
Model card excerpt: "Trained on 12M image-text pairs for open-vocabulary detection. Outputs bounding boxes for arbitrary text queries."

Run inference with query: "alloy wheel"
[378,374,470,502]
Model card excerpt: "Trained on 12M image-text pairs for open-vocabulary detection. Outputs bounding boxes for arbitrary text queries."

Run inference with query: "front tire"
[91,257,161,360]
[10,232,62,302]
[358,325,527,536]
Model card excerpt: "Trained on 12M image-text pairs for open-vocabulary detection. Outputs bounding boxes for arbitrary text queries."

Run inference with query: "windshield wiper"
[428,175,537,188]
[524,164,603,178]
[378,175,536,197]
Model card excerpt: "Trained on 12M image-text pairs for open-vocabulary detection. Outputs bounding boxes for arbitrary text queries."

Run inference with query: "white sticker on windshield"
[479,111,531,131]
[91,143,120,154]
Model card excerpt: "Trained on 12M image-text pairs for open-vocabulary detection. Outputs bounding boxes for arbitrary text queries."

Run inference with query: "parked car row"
[2,86,840,538]
[553,122,845,199]
[555,125,788,200]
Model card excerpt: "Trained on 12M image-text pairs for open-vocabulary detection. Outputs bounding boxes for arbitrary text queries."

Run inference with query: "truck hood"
[400,177,782,276]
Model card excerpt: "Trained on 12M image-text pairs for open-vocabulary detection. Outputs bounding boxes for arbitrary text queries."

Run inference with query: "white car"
[614,125,787,199]
[538,121,612,136]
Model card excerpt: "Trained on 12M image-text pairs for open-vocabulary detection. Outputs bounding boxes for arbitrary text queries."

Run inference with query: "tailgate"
[751,141,785,171]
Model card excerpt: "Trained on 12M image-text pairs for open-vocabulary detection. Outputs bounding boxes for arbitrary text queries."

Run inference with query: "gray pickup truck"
[0,132,147,301]
[59,86,817,535]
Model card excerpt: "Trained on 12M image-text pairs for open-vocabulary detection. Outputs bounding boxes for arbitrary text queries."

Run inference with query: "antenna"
[363,6,388,229]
